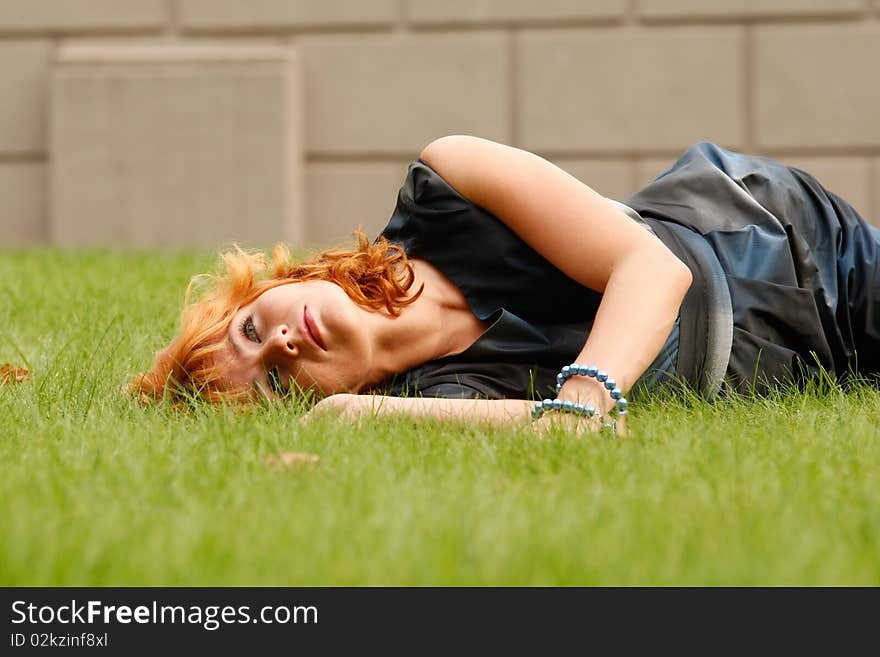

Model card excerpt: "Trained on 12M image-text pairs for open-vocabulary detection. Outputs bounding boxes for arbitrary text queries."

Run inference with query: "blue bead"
[585,405,595,416]
[543,399,554,407]
[562,400,574,412]
[555,384,562,393]
[556,373,565,384]
[586,365,598,377]
[596,370,608,382]
[561,365,571,375]
[535,401,544,410]
[604,378,616,390]
[610,388,622,400]
[552,399,563,410]
[616,398,628,411]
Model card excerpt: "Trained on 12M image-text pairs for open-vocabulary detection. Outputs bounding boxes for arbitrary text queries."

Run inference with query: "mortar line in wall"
[626,0,638,26]
[409,18,625,33]
[0,28,172,39]
[306,145,880,163]
[396,0,408,33]
[635,13,867,27]
[164,0,179,38]
[170,24,397,40]
[758,146,880,158]
[0,153,46,164]
[307,153,425,164]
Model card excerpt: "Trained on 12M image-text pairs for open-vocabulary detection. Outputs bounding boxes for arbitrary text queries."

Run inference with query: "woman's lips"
[303,306,327,351]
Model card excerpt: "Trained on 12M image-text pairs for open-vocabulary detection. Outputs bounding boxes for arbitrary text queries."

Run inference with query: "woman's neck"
[359,259,487,389]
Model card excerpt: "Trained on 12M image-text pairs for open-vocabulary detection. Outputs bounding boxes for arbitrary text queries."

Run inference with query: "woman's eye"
[241,316,260,343]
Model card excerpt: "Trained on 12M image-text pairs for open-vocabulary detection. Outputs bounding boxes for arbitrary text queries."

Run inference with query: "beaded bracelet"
[530,398,598,421]
[531,364,629,427]
[556,364,627,410]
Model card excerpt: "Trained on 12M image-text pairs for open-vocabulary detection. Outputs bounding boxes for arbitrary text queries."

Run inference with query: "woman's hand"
[557,376,616,413]
[531,408,627,438]
[531,376,628,437]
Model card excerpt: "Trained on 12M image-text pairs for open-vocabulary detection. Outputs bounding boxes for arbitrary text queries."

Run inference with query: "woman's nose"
[264,324,298,359]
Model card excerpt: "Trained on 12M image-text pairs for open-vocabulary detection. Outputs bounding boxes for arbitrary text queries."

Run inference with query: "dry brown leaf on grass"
[0,363,30,384]
[266,452,320,471]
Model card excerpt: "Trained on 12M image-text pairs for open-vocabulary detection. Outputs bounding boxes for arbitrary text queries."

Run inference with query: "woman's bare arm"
[307,393,534,426]
[418,135,692,412]
[306,394,624,435]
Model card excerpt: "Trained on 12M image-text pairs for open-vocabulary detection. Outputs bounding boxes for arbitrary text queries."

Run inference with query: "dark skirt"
[625,142,880,393]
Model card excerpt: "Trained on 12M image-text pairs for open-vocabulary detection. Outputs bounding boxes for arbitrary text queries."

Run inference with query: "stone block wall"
[0,1,878,248]
[51,45,304,248]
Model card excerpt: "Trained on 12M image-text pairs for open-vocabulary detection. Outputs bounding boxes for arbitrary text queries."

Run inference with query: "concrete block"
[518,28,745,153]
[549,158,634,201]
[407,0,624,25]
[0,41,50,154]
[306,162,411,247]
[637,153,873,224]
[0,163,46,246]
[780,156,871,221]
[755,25,880,150]
[635,157,677,191]
[638,0,864,20]
[0,0,165,33]
[307,158,634,249]
[303,33,510,154]
[179,0,397,32]
[51,45,304,248]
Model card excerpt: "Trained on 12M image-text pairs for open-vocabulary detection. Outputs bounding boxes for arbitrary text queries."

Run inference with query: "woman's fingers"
[532,410,627,438]
[532,412,601,437]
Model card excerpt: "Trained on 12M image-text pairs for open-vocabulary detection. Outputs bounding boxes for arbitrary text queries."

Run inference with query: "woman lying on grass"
[132,136,880,434]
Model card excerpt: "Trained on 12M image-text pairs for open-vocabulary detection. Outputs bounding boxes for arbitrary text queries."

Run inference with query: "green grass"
[1,249,878,586]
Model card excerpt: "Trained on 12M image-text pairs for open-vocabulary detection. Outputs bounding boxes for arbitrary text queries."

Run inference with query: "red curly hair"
[130,230,422,403]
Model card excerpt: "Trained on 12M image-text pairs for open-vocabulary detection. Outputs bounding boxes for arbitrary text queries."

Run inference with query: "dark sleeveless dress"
[377,142,880,400]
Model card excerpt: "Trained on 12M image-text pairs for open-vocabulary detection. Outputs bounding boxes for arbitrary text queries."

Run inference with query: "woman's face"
[212,280,374,399]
